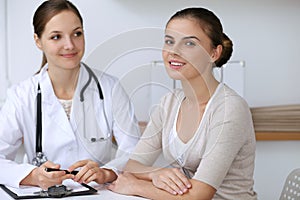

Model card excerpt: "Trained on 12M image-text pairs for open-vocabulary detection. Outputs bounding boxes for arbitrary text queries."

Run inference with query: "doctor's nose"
[63,37,75,50]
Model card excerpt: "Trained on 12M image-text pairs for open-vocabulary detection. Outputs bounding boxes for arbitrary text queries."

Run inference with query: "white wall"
[1,1,300,199]
[0,0,8,105]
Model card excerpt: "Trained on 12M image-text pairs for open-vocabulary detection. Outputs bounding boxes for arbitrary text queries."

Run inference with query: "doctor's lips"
[169,60,185,70]
[61,52,77,58]
[44,167,79,175]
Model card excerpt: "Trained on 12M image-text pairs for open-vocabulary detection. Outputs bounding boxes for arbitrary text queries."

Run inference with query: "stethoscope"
[32,62,109,166]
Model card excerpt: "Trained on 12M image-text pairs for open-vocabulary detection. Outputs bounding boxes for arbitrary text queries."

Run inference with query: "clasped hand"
[24,159,111,189]
[109,168,192,196]
[149,168,192,195]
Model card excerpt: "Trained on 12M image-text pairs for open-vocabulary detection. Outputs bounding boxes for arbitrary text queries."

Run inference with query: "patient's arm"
[124,159,158,180]
[108,172,216,200]
[124,159,192,195]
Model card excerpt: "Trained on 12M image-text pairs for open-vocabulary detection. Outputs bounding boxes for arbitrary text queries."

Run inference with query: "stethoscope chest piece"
[32,152,48,167]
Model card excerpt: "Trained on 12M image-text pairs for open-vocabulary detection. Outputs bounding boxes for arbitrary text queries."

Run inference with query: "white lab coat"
[0,63,141,187]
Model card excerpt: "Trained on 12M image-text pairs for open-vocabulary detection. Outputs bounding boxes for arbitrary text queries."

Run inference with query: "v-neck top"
[130,83,257,200]
[169,84,223,161]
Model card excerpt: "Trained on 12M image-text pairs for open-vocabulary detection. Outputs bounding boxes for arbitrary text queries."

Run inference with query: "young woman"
[108,7,257,200]
[0,0,140,190]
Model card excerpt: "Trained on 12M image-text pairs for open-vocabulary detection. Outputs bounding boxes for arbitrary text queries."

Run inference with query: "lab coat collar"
[36,64,76,137]
[38,65,56,105]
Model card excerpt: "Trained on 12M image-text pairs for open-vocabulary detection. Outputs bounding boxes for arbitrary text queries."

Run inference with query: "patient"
[108,7,257,200]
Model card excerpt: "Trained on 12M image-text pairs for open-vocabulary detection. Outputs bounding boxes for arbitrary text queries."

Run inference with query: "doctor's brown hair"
[167,7,233,68]
[33,0,83,72]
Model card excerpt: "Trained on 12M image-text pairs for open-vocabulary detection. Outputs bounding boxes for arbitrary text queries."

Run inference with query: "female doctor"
[0,0,140,190]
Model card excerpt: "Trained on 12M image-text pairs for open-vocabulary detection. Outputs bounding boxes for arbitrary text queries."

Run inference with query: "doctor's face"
[34,10,85,71]
[162,18,218,81]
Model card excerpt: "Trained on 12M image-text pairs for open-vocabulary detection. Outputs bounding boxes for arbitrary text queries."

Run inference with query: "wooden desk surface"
[256,131,300,141]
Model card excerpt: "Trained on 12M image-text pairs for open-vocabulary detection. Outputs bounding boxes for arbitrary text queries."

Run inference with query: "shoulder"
[208,84,254,134]
[7,75,37,99]
[207,84,254,132]
[3,75,38,110]
[89,68,119,85]
[212,84,250,113]
[159,89,185,107]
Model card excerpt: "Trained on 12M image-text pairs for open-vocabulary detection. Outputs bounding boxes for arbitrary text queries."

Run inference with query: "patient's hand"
[149,168,191,195]
[108,172,140,195]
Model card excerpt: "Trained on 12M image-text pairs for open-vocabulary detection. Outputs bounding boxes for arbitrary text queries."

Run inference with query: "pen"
[44,168,79,175]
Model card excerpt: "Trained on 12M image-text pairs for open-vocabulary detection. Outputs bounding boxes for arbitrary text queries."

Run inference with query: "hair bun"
[215,33,233,68]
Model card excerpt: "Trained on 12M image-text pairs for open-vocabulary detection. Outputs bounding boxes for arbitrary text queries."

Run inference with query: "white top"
[0,63,141,188]
[59,99,72,120]
[130,83,257,200]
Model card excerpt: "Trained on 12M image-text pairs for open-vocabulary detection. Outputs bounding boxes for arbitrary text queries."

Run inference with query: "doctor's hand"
[20,161,74,190]
[149,168,191,195]
[68,159,117,184]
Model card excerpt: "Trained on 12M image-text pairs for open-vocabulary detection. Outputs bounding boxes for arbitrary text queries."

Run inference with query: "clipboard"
[0,180,98,199]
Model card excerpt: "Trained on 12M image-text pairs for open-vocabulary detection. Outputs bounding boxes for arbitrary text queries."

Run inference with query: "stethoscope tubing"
[33,63,110,166]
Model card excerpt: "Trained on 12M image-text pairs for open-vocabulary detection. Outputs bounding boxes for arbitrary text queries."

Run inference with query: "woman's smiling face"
[162,18,218,81]
[34,10,85,71]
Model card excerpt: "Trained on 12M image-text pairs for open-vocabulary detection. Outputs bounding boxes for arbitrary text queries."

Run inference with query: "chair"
[280,168,300,200]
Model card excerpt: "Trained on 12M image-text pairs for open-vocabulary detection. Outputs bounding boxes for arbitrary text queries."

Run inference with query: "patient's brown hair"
[167,7,233,68]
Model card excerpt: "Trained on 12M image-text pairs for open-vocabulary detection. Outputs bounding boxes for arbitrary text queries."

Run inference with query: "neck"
[181,74,219,105]
[47,66,80,100]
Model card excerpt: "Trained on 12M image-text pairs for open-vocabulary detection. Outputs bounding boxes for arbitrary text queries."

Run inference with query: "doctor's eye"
[51,34,61,40]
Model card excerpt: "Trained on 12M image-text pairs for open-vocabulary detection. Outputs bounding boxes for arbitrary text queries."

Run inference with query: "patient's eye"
[185,41,196,46]
[164,39,174,46]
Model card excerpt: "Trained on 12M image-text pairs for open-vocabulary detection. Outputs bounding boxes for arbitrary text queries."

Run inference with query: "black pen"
[44,167,79,175]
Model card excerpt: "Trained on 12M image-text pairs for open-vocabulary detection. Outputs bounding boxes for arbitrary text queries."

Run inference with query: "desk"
[0,184,147,200]
[255,131,300,140]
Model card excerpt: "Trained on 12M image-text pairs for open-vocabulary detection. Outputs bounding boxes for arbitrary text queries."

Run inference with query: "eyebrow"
[49,27,83,34]
[165,34,201,42]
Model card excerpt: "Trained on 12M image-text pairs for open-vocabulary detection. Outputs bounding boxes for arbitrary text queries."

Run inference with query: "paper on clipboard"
[1,179,98,199]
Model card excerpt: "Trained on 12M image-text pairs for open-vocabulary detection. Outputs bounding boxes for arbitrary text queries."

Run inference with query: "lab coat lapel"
[71,65,92,134]
[39,66,75,137]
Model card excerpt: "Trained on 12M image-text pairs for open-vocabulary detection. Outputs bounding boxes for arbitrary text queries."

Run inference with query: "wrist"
[148,171,154,181]
[102,168,117,183]
[20,167,38,187]
[135,166,159,181]
[135,179,151,197]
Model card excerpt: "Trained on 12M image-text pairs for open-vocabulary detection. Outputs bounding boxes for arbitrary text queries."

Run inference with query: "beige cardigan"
[130,83,257,200]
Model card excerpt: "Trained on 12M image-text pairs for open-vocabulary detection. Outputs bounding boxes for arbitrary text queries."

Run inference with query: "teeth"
[170,62,183,66]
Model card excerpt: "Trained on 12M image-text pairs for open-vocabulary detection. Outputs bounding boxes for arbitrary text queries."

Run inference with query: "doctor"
[0,0,140,190]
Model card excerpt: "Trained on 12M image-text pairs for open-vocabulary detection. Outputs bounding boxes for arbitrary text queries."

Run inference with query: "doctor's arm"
[0,89,37,188]
[0,88,74,188]
[67,81,140,184]
[102,81,141,171]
